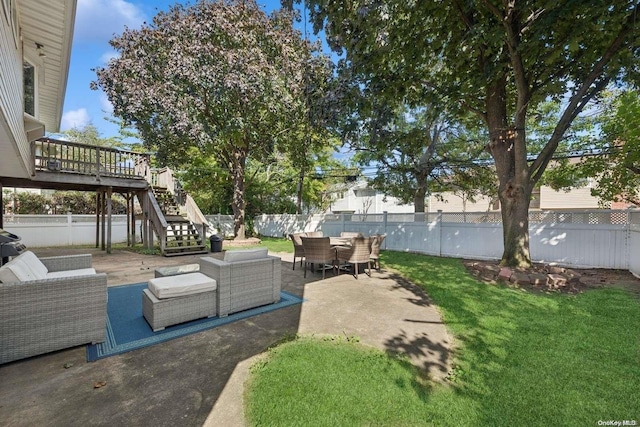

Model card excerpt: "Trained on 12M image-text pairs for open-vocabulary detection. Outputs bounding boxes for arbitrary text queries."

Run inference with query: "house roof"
[19,0,76,133]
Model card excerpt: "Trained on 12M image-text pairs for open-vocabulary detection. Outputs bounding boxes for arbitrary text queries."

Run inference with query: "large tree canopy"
[304,0,640,266]
[545,90,640,206]
[93,0,332,239]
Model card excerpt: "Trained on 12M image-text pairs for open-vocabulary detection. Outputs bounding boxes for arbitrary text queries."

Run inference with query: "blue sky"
[60,0,320,140]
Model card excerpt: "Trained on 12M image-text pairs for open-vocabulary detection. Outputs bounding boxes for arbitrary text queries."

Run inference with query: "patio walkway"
[0,248,452,427]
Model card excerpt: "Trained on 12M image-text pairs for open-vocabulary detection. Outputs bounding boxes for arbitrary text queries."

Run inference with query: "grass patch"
[246,337,436,427]
[224,236,293,253]
[246,252,640,426]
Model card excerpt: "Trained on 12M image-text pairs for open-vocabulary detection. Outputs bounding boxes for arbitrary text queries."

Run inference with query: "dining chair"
[370,234,387,271]
[300,236,337,279]
[288,233,305,270]
[336,236,372,279]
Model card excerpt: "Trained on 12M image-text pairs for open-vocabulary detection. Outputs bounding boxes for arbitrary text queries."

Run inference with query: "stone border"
[462,260,606,293]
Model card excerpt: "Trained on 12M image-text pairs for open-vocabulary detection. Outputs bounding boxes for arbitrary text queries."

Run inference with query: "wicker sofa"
[198,248,281,317]
[0,251,107,364]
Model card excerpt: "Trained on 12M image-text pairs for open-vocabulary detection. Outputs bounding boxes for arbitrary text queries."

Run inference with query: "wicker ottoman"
[142,272,217,332]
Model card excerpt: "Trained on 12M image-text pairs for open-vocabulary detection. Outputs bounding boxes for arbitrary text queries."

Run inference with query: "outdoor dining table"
[329,237,352,247]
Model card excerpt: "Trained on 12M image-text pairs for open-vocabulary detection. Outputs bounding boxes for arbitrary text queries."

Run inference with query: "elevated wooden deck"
[0,137,151,192]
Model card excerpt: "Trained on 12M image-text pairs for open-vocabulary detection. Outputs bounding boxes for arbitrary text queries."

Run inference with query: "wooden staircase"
[152,187,208,256]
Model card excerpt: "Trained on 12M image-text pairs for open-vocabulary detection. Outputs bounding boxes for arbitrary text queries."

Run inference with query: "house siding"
[329,184,414,214]
[539,186,600,210]
[428,194,494,212]
[0,1,31,178]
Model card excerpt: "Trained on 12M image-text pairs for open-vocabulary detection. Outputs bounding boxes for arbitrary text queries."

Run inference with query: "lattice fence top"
[317,210,639,225]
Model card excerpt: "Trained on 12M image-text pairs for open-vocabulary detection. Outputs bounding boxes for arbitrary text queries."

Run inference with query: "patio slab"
[0,248,452,427]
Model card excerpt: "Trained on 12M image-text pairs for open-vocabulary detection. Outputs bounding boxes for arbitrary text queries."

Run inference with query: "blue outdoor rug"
[87,283,303,362]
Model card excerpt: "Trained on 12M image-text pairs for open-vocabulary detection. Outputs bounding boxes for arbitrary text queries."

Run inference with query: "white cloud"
[99,92,114,115]
[61,108,91,130]
[100,50,120,64]
[74,0,146,43]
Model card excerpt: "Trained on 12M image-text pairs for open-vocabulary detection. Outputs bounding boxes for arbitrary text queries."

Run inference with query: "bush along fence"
[254,210,640,278]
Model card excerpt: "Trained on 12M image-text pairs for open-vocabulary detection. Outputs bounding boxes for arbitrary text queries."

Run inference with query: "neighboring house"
[429,183,603,213]
[0,0,76,180]
[327,180,415,214]
[329,176,613,215]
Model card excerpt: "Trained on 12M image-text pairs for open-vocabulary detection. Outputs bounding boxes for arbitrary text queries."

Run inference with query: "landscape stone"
[498,267,512,282]
[509,272,531,285]
[549,266,566,274]
[529,273,548,286]
[547,273,567,288]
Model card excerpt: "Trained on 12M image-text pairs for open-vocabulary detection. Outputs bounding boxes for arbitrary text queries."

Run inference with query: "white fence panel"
[254,214,323,237]
[253,210,638,273]
[440,223,503,260]
[629,224,640,278]
[3,215,128,247]
[385,221,440,255]
[530,223,629,269]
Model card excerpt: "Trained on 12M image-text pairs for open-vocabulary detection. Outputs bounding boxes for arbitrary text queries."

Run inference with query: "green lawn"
[246,251,640,426]
[225,236,294,253]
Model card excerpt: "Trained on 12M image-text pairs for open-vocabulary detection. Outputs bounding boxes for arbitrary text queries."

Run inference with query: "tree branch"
[530,3,639,183]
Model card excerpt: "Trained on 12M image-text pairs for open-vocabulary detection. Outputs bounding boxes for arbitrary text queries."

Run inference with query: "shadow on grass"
[381,251,640,426]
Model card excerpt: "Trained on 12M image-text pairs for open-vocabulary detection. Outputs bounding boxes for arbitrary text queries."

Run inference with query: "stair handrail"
[184,194,209,241]
[145,190,168,254]
[148,166,211,233]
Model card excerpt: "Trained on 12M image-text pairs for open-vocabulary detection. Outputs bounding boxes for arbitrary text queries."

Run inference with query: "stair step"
[166,215,189,223]
[163,246,208,257]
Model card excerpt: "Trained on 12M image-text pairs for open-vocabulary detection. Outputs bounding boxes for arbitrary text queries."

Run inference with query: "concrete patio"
[0,247,452,427]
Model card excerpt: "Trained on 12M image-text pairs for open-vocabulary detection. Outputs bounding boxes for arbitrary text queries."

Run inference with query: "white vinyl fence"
[2,214,129,247]
[255,210,640,275]
[204,214,235,238]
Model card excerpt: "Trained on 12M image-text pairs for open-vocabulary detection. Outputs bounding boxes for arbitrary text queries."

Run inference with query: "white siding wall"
[540,186,600,210]
[329,185,414,214]
[428,194,494,212]
[0,2,30,178]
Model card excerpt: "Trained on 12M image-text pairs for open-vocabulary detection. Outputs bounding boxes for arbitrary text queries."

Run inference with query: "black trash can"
[209,235,223,253]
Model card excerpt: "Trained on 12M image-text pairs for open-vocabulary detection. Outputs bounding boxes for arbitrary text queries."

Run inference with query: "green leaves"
[93,0,335,234]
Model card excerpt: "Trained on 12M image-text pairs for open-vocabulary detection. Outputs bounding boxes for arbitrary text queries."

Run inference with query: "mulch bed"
[463,260,640,295]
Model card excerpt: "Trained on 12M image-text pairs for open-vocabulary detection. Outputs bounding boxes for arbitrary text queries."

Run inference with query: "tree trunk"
[499,179,532,267]
[486,78,532,267]
[414,174,427,213]
[230,148,247,240]
[296,169,304,214]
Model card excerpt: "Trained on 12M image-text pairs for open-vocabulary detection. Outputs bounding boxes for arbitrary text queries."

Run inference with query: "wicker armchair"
[370,234,387,271]
[0,253,107,364]
[336,236,373,279]
[289,233,305,270]
[301,236,337,279]
[199,249,281,317]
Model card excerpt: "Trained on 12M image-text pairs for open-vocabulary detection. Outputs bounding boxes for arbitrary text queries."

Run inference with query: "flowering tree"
[93,0,331,239]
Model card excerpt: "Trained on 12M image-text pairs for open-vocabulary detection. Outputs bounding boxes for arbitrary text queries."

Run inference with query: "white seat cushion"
[13,251,48,279]
[148,272,217,299]
[223,248,268,263]
[46,268,97,279]
[0,258,38,282]
[0,262,21,283]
